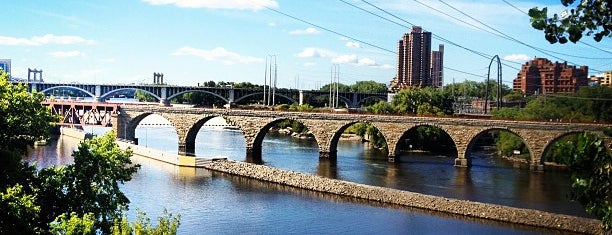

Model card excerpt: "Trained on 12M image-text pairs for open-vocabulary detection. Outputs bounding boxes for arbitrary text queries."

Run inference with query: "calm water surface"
[24,121,586,234]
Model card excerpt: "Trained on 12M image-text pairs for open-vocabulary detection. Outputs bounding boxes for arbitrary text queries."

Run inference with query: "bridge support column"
[454,158,471,167]
[388,155,396,163]
[159,98,171,106]
[178,142,195,156]
[299,90,304,105]
[95,85,101,102]
[245,146,262,164]
[530,164,544,172]
[319,151,337,159]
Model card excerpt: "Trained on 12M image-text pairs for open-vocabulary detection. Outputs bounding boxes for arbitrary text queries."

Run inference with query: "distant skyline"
[1,0,610,89]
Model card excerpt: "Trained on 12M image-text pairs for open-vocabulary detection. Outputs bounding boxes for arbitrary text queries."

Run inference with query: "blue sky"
[1,0,610,89]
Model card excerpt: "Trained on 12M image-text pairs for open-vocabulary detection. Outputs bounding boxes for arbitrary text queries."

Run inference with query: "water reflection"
[53,124,586,218]
[26,133,581,234]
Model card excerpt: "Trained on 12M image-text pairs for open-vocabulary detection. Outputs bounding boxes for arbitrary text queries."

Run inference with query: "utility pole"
[335,64,339,108]
[329,67,333,108]
[273,57,277,106]
[264,56,268,106]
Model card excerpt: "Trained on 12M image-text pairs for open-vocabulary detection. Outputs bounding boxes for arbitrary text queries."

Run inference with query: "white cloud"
[332,54,384,68]
[49,51,85,58]
[357,57,376,66]
[345,41,361,48]
[503,54,531,62]
[172,46,263,65]
[0,34,93,46]
[268,22,276,27]
[302,62,316,67]
[295,47,335,58]
[141,0,278,10]
[332,54,358,64]
[289,27,320,35]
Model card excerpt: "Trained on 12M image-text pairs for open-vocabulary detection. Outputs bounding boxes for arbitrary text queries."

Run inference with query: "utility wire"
[437,0,612,67]
[264,3,493,80]
[264,6,395,54]
[350,0,521,71]
[500,0,612,57]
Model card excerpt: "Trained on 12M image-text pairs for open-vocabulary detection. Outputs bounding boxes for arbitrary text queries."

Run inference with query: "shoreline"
[202,160,603,234]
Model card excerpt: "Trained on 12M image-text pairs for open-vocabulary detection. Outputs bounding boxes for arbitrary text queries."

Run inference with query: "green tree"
[350,81,388,93]
[135,90,157,102]
[0,70,58,155]
[391,87,453,115]
[494,131,528,159]
[529,0,610,43]
[64,132,140,232]
[366,101,395,114]
[320,83,350,92]
[555,132,611,231]
[0,184,41,234]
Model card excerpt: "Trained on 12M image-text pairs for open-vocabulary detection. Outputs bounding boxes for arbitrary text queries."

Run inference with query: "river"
[24,116,588,234]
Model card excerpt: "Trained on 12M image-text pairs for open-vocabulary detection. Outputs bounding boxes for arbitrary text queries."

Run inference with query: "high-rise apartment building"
[390,26,443,92]
[430,44,444,88]
[513,57,588,94]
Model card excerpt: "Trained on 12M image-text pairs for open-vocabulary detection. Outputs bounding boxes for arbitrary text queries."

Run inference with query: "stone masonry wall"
[118,107,610,168]
[204,160,604,234]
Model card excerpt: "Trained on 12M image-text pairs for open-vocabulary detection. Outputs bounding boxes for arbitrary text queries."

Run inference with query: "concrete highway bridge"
[18,81,388,107]
[113,105,610,171]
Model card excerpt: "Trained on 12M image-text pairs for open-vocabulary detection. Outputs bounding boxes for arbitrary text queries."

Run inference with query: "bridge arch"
[394,124,458,159]
[463,128,533,165]
[308,94,351,107]
[167,90,229,104]
[100,88,161,101]
[328,121,389,157]
[40,86,96,98]
[250,118,321,161]
[233,92,298,104]
[539,130,608,168]
[356,96,386,107]
[121,112,178,146]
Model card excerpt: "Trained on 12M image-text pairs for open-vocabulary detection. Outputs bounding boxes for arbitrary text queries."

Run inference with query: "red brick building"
[513,58,588,94]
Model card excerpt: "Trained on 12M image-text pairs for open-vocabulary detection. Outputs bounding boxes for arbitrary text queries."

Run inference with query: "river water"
[24,116,588,234]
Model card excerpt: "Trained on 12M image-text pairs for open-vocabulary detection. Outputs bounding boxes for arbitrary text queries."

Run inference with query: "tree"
[391,87,454,115]
[529,0,611,43]
[0,70,58,155]
[554,132,611,231]
[134,90,157,102]
[64,132,140,232]
[350,81,388,93]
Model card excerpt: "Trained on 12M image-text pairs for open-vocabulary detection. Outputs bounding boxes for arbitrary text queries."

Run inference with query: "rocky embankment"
[203,160,604,234]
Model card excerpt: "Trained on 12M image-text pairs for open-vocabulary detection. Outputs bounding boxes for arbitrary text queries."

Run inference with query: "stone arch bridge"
[114,106,609,171]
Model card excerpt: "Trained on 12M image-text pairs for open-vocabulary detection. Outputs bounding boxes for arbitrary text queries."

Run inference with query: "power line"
[348,0,521,71]
[264,3,494,80]
[437,0,612,66]
[500,0,612,58]
[263,6,395,54]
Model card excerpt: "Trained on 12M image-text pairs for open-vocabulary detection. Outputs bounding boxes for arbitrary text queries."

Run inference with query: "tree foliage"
[554,132,612,231]
[494,131,529,159]
[0,69,179,233]
[134,90,157,102]
[0,70,58,155]
[529,0,611,43]
[64,132,141,231]
[320,80,388,93]
[491,86,612,122]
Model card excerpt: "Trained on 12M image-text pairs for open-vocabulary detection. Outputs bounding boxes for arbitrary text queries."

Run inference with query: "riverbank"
[203,160,604,234]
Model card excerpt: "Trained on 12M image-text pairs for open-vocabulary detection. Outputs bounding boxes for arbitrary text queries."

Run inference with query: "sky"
[1,0,610,90]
